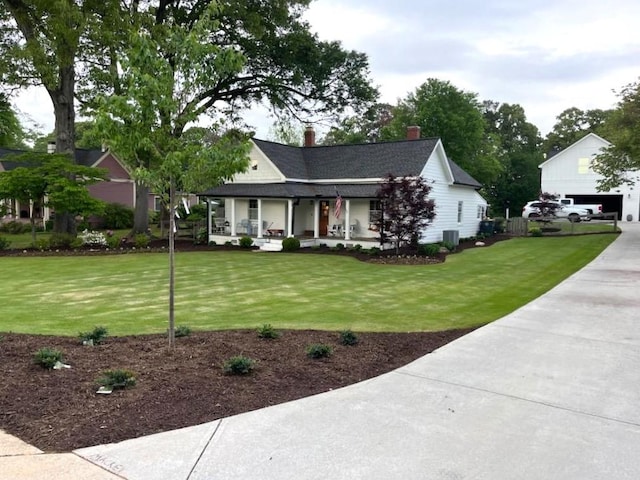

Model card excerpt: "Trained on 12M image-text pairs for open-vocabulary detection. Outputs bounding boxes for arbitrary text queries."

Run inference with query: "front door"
[320,201,329,235]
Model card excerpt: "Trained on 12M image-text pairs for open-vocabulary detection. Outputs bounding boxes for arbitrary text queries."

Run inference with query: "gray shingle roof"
[0,148,105,170]
[201,182,378,199]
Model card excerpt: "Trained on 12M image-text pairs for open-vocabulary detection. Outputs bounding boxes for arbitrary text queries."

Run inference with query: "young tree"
[543,107,612,154]
[375,174,436,254]
[0,153,107,243]
[593,80,640,191]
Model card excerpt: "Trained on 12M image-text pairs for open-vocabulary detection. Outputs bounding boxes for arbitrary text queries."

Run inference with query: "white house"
[199,126,488,250]
[539,133,640,221]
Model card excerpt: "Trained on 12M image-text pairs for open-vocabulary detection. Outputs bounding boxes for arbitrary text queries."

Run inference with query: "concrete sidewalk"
[5,225,640,479]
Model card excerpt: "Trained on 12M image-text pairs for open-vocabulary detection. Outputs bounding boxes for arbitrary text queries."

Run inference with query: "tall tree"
[78,0,378,234]
[543,107,612,154]
[593,80,640,191]
[380,79,502,187]
[322,103,394,145]
[0,0,93,233]
[0,93,27,148]
[482,101,543,215]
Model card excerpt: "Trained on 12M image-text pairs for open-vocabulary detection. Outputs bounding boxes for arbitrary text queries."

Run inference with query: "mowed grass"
[0,234,616,336]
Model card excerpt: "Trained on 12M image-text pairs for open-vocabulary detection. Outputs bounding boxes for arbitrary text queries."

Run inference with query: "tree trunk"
[168,176,175,348]
[49,64,77,235]
[133,182,150,234]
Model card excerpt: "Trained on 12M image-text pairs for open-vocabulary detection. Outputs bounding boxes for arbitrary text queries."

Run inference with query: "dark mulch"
[0,234,510,452]
[0,328,474,452]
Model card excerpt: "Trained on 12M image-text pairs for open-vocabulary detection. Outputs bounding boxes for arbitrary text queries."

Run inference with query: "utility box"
[442,230,459,246]
[479,220,495,236]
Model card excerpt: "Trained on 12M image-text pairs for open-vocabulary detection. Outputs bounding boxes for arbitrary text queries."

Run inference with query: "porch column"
[206,199,212,236]
[287,199,294,237]
[344,199,351,240]
[257,199,263,238]
[313,200,320,238]
[230,198,237,236]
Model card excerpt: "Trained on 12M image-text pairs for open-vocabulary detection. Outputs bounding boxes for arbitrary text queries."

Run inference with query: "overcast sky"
[13,0,640,139]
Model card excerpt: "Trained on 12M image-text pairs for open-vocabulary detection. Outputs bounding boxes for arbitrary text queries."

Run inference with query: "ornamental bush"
[33,347,63,369]
[281,237,300,251]
[102,203,134,230]
[223,355,256,375]
[306,343,333,359]
[79,229,107,247]
[239,236,253,248]
[97,369,137,389]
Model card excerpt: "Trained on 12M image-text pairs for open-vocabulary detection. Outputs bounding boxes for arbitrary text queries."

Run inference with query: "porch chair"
[329,224,342,236]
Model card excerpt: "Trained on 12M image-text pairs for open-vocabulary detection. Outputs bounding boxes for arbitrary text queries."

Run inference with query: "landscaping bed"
[0,327,474,452]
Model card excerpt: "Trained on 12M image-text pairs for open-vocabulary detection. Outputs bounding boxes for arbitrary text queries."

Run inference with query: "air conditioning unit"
[442,230,459,246]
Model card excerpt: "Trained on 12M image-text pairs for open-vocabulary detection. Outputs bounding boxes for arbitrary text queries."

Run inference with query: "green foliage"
[367,247,381,256]
[79,230,107,247]
[306,343,333,359]
[33,347,63,369]
[440,241,456,252]
[350,244,363,251]
[223,355,256,375]
[593,81,640,191]
[101,203,134,230]
[79,326,109,345]
[97,369,137,389]
[106,234,121,249]
[70,237,84,249]
[0,236,10,250]
[544,107,611,153]
[239,236,253,248]
[174,325,192,338]
[339,329,358,346]
[32,238,50,251]
[281,237,300,251]
[334,242,345,250]
[134,234,149,248]
[530,227,543,237]
[0,220,30,234]
[418,243,441,256]
[49,233,76,249]
[257,323,280,339]
[186,203,207,221]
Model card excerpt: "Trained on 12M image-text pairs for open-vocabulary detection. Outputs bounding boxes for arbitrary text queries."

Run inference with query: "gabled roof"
[252,137,440,180]
[539,133,611,169]
[0,147,107,170]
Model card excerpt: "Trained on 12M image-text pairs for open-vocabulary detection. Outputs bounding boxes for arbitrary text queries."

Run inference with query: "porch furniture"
[329,224,342,236]
[266,228,284,237]
[214,218,226,234]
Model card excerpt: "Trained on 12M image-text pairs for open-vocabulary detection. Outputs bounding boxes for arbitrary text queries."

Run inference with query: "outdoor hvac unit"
[442,230,459,246]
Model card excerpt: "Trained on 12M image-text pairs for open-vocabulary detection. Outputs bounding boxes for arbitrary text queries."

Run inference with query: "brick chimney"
[406,126,421,140]
[304,125,315,147]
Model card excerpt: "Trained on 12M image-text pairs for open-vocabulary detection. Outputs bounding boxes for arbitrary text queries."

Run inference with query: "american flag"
[334,194,343,219]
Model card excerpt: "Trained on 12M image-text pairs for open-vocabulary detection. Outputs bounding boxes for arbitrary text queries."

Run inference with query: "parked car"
[559,198,604,218]
[522,201,589,222]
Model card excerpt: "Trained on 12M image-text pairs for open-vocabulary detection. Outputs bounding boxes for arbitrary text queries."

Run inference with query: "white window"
[457,201,463,223]
[248,199,258,220]
[369,200,382,223]
[477,205,485,219]
[154,196,163,212]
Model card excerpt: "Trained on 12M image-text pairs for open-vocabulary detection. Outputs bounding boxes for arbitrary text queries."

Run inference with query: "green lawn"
[0,234,616,336]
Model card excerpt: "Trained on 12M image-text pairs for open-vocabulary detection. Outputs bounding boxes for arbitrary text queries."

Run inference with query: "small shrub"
[339,329,358,346]
[257,323,280,339]
[306,343,333,359]
[239,236,253,248]
[281,237,300,252]
[224,240,233,246]
[102,203,134,229]
[106,234,121,249]
[0,236,11,250]
[34,347,63,369]
[79,229,107,247]
[530,227,543,237]
[134,233,150,248]
[79,325,109,345]
[335,242,345,250]
[49,233,76,249]
[97,369,137,389]
[174,325,192,338]
[440,241,456,252]
[0,220,30,234]
[417,243,440,256]
[195,228,208,245]
[32,238,49,251]
[223,355,256,375]
[70,237,84,249]
[367,247,381,256]
[350,244,363,251]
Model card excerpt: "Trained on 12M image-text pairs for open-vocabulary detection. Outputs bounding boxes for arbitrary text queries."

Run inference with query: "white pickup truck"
[559,198,603,217]
[522,201,590,222]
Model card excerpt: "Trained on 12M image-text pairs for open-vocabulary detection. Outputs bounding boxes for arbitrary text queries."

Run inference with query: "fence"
[506,213,619,237]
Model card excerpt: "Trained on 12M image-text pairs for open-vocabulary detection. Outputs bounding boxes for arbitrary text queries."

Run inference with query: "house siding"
[232,146,283,183]
[420,147,485,243]
[540,134,640,221]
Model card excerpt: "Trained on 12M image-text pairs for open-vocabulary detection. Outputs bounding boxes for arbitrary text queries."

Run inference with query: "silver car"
[522,201,589,222]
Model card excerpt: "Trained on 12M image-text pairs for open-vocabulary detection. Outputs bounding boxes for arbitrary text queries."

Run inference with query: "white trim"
[538,133,612,169]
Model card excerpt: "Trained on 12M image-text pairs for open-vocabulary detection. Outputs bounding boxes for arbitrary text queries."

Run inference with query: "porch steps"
[259,242,282,252]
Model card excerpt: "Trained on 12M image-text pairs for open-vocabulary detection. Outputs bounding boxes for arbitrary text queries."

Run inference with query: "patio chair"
[329,224,342,236]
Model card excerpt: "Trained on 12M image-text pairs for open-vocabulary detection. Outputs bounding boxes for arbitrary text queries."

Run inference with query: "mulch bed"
[0,328,474,452]
[0,234,510,452]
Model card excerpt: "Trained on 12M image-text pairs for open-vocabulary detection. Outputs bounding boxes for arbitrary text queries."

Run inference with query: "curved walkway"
[3,225,640,479]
